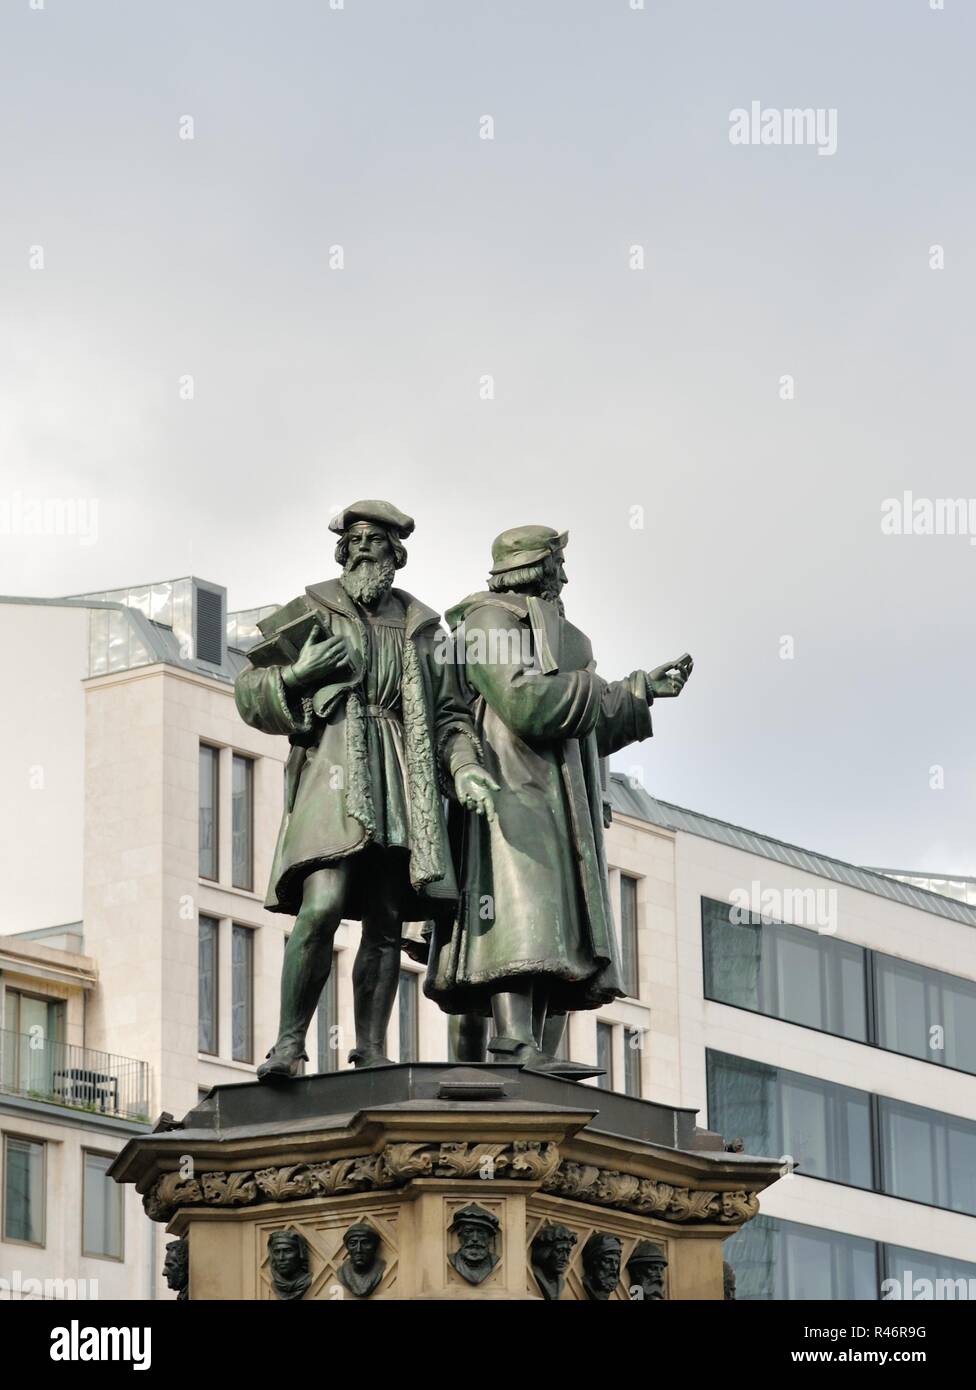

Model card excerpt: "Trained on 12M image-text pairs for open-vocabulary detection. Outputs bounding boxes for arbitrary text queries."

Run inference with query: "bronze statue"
[162,1236,188,1301]
[581,1231,623,1301]
[723,1260,737,1300]
[336,1221,385,1297]
[448,1203,499,1285]
[267,1229,311,1300]
[234,501,495,1078]
[426,525,692,1067]
[531,1223,577,1300]
[627,1240,668,1300]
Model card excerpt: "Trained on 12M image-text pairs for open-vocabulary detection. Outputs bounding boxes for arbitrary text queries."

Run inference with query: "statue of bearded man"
[234,500,496,1078]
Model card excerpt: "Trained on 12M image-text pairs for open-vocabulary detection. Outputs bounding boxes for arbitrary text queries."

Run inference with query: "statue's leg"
[487,981,545,1065]
[350,850,404,1067]
[258,863,350,1081]
[540,1012,567,1059]
[532,985,549,1049]
[449,1013,488,1062]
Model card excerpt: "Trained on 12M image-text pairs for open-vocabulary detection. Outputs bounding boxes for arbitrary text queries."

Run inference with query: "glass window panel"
[707,1051,776,1156]
[940,973,976,1072]
[946,1117,976,1216]
[3,1136,44,1245]
[82,1152,123,1259]
[317,972,339,1073]
[232,755,254,890]
[124,585,151,619]
[724,1215,876,1301]
[880,1099,940,1207]
[596,1022,614,1091]
[619,875,639,997]
[702,898,762,1010]
[832,944,869,1042]
[89,608,109,675]
[883,1244,976,1299]
[774,931,826,1030]
[398,971,418,1062]
[198,916,218,1054]
[876,956,931,1063]
[199,745,219,880]
[150,581,173,625]
[172,579,193,657]
[107,609,128,672]
[231,926,253,1063]
[623,1027,642,1097]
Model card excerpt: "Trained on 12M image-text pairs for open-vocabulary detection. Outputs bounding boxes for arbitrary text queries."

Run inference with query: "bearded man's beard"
[341,555,396,607]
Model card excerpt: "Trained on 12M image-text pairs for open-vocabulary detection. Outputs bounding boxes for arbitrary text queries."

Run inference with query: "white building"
[1,577,974,1299]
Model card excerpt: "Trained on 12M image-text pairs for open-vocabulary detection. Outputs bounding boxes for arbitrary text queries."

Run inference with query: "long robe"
[234,579,479,918]
[425,591,653,1015]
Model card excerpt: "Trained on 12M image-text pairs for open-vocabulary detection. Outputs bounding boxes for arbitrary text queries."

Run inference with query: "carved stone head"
[448,1203,500,1286]
[627,1241,668,1301]
[581,1232,622,1301]
[162,1236,189,1301]
[337,1221,385,1298]
[267,1229,311,1301]
[531,1223,577,1301]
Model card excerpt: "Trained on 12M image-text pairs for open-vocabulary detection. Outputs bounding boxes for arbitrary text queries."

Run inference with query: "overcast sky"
[1,0,973,874]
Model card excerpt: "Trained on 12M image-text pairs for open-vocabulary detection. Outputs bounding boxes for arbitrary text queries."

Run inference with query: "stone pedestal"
[110,1064,781,1301]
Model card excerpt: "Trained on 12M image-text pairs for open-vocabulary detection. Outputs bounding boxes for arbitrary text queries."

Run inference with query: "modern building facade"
[1,577,973,1299]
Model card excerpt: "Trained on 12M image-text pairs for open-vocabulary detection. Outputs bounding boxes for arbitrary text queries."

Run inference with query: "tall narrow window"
[3,1135,45,1246]
[596,1021,614,1091]
[620,875,639,997]
[231,925,254,1063]
[199,745,219,880]
[231,754,254,890]
[198,916,219,1054]
[399,971,419,1063]
[624,1027,642,1097]
[2,991,64,1096]
[317,971,339,1073]
[82,1151,124,1260]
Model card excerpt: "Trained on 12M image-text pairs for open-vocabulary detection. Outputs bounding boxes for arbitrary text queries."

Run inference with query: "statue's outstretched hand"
[645,652,693,699]
[454,766,500,822]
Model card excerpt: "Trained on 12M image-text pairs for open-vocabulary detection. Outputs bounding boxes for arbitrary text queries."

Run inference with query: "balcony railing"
[0,1030,150,1123]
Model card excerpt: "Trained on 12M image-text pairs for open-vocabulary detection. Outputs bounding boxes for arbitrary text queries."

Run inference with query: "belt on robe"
[366,705,402,721]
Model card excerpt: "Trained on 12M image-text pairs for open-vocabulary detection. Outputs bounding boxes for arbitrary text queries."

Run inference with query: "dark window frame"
[81,1147,125,1262]
[198,915,219,1056]
[231,753,254,892]
[231,924,254,1063]
[199,743,220,882]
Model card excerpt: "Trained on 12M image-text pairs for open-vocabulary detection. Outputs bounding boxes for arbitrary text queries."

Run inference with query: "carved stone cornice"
[144,1140,561,1221]
[541,1160,760,1225]
[144,1140,760,1228]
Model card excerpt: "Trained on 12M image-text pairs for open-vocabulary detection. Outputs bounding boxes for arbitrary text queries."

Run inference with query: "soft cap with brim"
[489,524,567,575]
[328,500,415,538]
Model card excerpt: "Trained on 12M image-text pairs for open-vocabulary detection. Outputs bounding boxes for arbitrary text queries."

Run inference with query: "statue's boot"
[450,1012,489,1063]
[536,1013,596,1077]
[257,1040,308,1082]
[487,988,546,1068]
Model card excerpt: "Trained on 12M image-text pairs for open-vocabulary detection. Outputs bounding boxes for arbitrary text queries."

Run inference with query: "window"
[199,745,219,880]
[2,1135,45,1246]
[708,1049,976,1216]
[231,925,254,1063]
[198,916,219,1054]
[82,1151,123,1260]
[882,1244,976,1299]
[596,1022,614,1091]
[2,991,65,1094]
[702,897,868,1041]
[879,1097,976,1217]
[706,1051,873,1189]
[398,971,418,1063]
[619,875,639,997]
[723,1215,877,1301]
[623,1027,642,1097]
[316,971,339,1074]
[231,754,254,890]
[875,954,976,1075]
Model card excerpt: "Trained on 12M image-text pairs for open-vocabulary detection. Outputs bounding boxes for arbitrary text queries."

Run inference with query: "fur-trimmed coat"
[234,578,480,917]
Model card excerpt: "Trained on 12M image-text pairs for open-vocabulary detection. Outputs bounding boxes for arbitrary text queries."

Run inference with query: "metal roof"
[608,773,976,929]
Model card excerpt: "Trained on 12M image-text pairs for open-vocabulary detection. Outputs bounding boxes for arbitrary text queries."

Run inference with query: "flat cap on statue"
[489,524,568,575]
[448,1202,500,1233]
[628,1241,668,1268]
[328,500,415,538]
